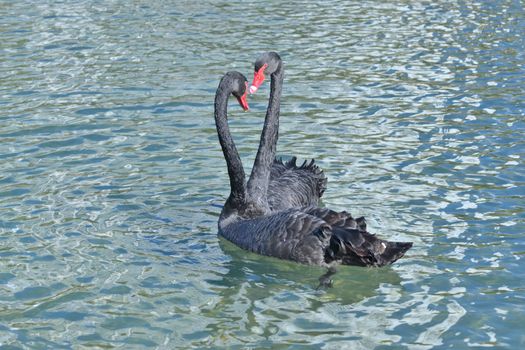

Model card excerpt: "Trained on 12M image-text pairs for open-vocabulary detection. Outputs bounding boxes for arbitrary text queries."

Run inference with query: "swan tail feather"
[328,226,412,267]
[377,241,413,266]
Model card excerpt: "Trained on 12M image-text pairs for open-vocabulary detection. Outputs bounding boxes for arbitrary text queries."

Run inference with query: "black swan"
[214,63,412,285]
[249,52,327,212]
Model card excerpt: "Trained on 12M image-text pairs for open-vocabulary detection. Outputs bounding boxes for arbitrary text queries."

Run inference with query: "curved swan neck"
[247,60,283,208]
[215,83,247,207]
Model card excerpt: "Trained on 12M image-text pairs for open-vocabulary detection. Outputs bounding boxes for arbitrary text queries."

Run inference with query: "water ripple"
[1,0,524,348]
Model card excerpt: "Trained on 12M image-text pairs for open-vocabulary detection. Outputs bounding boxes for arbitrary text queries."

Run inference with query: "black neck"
[247,63,283,208]
[215,84,247,208]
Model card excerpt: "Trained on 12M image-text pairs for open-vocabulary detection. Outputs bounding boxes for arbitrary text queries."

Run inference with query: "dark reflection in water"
[193,238,404,347]
[1,0,524,348]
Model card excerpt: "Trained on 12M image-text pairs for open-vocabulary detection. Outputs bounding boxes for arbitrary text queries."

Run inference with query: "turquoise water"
[1,1,524,348]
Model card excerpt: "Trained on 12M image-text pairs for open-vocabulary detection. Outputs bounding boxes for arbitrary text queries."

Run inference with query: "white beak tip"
[249,85,258,94]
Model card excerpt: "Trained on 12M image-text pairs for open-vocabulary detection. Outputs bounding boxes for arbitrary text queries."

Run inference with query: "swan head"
[249,52,282,94]
[223,71,249,111]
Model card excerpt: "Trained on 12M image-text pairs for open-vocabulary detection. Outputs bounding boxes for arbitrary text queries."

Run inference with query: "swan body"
[219,205,411,267]
[214,53,412,272]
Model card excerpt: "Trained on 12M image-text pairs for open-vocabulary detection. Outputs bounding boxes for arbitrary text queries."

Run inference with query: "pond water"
[1,1,524,348]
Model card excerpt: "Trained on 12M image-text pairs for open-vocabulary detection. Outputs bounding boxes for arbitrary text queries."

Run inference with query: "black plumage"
[214,53,412,275]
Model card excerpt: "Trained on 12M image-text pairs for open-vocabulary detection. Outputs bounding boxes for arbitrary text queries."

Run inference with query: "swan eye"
[249,63,268,94]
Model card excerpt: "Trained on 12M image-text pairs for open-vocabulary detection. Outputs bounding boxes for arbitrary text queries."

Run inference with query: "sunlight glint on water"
[1,0,524,348]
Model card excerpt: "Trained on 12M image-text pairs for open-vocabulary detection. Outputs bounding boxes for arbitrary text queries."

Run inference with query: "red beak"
[249,63,268,94]
[236,82,249,111]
